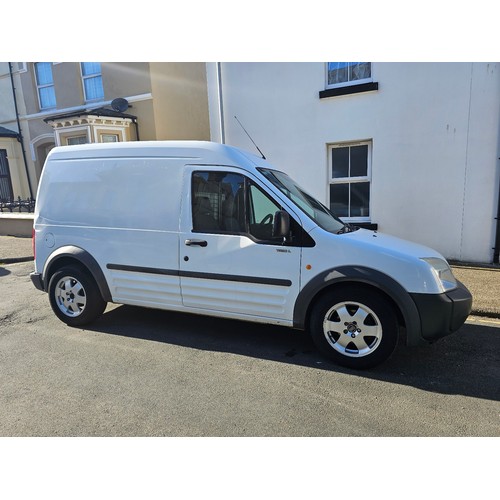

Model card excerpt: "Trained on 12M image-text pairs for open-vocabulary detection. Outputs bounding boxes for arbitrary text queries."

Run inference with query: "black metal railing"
[0,197,36,213]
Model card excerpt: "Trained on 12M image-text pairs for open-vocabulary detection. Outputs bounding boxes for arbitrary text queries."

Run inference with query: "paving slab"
[451,265,500,319]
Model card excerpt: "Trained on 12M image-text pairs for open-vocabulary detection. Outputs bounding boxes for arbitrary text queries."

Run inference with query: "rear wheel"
[48,266,106,326]
[309,286,399,369]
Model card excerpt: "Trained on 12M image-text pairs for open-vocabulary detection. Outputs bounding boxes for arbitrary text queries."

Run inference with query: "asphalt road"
[1,261,499,437]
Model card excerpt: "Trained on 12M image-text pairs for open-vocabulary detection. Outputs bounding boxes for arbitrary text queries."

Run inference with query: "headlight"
[421,257,457,291]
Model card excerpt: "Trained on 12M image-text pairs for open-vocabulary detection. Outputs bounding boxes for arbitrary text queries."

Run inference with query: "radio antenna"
[234,116,266,159]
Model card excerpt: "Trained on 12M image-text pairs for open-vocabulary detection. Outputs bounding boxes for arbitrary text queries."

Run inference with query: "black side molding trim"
[107,263,292,287]
[107,263,178,277]
[181,270,292,287]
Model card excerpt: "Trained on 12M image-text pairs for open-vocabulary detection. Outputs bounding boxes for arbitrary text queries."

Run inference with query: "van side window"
[192,172,246,233]
[247,182,315,247]
[191,171,315,247]
[247,183,282,241]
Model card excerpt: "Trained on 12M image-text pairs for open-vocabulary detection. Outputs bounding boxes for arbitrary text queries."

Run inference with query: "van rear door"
[179,167,302,323]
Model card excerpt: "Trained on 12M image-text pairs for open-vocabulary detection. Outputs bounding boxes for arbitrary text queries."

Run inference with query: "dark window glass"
[0,150,14,202]
[350,182,370,217]
[330,183,349,217]
[350,145,368,177]
[192,172,245,233]
[331,147,349,178]
[330,182,370,218]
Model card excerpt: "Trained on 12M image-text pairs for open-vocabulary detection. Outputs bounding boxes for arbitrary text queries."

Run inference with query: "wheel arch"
[293,266,425,346]
[42,246,112,302]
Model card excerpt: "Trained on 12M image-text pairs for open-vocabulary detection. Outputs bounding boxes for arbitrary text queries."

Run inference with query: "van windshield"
[259,168,350,234]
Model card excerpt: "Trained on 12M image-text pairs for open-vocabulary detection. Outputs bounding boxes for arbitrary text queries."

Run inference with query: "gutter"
[8,63,34,199]
[216,62,225,144]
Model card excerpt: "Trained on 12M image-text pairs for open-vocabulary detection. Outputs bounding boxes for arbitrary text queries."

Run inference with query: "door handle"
[185,239,208,247]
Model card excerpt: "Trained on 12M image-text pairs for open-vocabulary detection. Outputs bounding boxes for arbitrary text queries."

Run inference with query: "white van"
[31,141,472,369]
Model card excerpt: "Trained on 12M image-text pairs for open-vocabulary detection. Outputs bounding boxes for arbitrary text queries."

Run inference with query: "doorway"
[0,149,14,202]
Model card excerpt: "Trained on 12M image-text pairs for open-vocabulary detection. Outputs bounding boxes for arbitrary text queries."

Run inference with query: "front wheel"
[48,266,106,326]
[309,286,399,369]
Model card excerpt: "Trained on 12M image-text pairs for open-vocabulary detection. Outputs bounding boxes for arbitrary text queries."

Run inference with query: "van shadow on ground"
[0,266,11,277]
[87,304,500,403]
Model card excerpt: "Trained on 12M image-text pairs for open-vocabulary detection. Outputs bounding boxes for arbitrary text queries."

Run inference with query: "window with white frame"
[81,62,104,101]
[329,141,371,219]
[327,63,372,88]
[34,62,56,109]
[66,135,88,146]
[14,62,27,73]
[100,134,119,143]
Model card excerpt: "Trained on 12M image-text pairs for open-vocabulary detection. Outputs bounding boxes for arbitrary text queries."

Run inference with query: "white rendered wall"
[207,62,500,263]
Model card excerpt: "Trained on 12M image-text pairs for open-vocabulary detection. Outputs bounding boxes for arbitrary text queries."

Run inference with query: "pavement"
[0,235,34,264]
[1,235,499,319]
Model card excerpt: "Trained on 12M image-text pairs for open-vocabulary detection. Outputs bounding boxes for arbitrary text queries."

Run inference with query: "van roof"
[46,140,266,168]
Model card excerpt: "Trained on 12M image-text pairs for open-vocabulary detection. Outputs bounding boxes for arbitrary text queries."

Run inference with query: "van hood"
[341,228,446,261]
[307,227,451,294]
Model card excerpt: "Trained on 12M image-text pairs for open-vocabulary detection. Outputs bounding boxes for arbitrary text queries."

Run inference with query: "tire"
[48,266,107,326]
[309,286,399,369]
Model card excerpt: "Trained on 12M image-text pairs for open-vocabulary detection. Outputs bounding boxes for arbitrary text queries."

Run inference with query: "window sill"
[319,82,378,99]
[353,222,378,231]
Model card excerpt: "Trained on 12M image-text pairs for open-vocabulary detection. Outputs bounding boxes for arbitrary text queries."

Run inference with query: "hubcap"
[323,301,382,358]
[54,276,87,317]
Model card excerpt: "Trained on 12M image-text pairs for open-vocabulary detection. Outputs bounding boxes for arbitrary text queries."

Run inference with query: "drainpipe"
[494,157,500,264]
[216,62,225,144]
[133,117,140,141]
[8,62,34,199]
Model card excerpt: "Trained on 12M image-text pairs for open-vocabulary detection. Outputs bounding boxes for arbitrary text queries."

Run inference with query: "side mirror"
[272,210,290,240]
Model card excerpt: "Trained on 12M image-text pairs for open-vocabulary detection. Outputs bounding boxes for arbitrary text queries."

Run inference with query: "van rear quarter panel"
[36,156,184,306]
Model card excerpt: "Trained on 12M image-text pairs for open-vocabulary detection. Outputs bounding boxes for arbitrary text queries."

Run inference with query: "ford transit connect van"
[31,141,472,369]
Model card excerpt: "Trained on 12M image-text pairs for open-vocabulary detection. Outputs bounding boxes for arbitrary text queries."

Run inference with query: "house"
[0,62,210,205]
[206,62,500,264]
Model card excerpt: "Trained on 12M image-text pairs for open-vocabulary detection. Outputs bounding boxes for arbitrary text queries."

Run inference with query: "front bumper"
[30,272,45,291]
[410,280,473,342]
